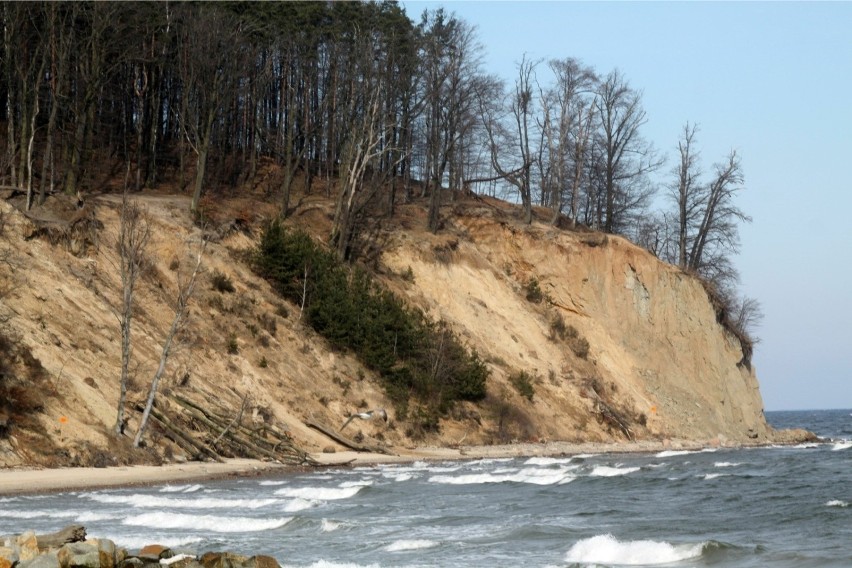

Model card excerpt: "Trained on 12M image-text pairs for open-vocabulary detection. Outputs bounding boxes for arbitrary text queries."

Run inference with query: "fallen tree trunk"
[35,525,86,550]
[305,420,391,455]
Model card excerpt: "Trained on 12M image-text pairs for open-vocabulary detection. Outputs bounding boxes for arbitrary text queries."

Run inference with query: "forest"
[0,1,759,341]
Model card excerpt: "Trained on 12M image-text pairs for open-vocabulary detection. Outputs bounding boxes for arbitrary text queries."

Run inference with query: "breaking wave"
[384,539,439,552]
[826,500,848,508]
[429,467,574,486]
[122,512,291,532]
[564,534,706,565]
[274,486,363,500]
[590,466,640,477]
[82,493,279,510]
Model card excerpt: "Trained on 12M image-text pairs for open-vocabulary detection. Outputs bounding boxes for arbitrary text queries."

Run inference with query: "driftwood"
[35,525,86,550]
[172,395,316,466]
[133,402,222,463]
[305,420,391,455]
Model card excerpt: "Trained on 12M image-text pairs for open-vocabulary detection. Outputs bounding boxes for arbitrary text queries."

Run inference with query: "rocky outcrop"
[0,527,279,568]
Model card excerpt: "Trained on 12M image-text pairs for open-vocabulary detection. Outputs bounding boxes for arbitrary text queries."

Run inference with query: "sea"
[1,409,850,568]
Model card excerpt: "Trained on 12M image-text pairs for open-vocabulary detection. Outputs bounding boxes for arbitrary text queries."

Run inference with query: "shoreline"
[0,437,809,496]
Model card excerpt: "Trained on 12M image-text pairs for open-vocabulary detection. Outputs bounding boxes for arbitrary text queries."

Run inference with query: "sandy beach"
[0,439,722,495]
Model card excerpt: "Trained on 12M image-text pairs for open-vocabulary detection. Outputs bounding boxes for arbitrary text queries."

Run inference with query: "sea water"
[1,409,850,567]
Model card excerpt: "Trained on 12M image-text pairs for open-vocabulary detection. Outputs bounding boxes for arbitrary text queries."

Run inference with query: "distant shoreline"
[1,435,819,496]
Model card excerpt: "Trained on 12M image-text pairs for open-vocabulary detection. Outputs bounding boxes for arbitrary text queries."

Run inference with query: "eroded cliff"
[0,193,792,468]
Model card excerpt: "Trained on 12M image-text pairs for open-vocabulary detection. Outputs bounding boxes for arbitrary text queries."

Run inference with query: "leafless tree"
[134,238,206,447]
[481,56,539,224]
[670,123,703,267]
[592,69,662,234]
[539,58,598,226]
[113,183,151,435]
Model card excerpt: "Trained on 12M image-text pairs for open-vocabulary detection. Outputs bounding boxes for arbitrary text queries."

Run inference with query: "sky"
[404,1,852,411]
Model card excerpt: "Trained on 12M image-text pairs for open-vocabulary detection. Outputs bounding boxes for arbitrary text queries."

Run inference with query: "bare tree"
[114,184,151,436]
[134,238,206,447]
[593,69,661,234]
[481,56,539,224]
[670,122,703,267]
[687,150,750,280]
[539,58,598,226]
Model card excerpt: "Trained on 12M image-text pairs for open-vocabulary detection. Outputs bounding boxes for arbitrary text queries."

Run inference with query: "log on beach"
[34,525,86,551]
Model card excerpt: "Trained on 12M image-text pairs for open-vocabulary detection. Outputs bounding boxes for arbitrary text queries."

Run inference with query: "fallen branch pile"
[134,394,317,466]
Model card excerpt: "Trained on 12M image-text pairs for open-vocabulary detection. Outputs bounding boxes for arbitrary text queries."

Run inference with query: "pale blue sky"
[405,1,852,411]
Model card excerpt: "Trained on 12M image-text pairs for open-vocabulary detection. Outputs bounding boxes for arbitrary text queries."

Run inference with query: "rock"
[0,546,20,568]
[199,552,249,568]
[57,543,100,568]
[244,556,280,568]
[18,532,39,562]
[322,446,336,453]
[97,539,116,568]
[18,552,60,568]
[117,558,144,568]
[137,546,172,562]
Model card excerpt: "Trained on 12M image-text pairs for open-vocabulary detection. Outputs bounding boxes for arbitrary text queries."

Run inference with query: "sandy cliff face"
[0,195,778,467]
[381,206,770,445]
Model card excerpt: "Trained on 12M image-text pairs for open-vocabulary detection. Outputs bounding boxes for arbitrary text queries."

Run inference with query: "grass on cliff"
[253,219,488,425]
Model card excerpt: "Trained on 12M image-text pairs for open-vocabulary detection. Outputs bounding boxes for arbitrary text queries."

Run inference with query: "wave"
[83,493,279,510]
[714,461,741,468]
[75,512,123,522]
[826,500,848,508]
[384,539,439,552]
[258,480,287,486]
[831,440,851,451]
[564,534,705,565]
[702,473,730,480]
[123,512,291,532]
[159,484,203,493]
[589,466,640,477]
[383,473,413,482]
[320,519,341,532]
[524,456,574,466]
[282,498,316,513]
[0,510,78,519]
[274,486,363,500]
[655,450,698,458]
[429,467,575,486]
[338,480,373,488]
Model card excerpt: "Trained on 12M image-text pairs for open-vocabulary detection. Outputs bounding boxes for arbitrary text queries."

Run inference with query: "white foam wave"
[320,519,341,532]
[282,498,316,513]
[564,534,705,565]
[384,473,413,482]
[258,480,287,486]
[702,473,729,480]
[425,465,461,473]
[0,510,78,519]
[590,466,640,477]
[573,453,598,459]
[274,486,363,500]
[84,493,279,510]
[792,443,821,449]
[123,512,291,532]
[76,512,123,522]
[655,450,698,458]
[831,440,852,451]
[524,456,573,466]
[826,500,849,508]
[429,467,574,486]
[338,480,374,488]
[384,539,439,552]
[158,484,203,493]
[714,462,741,468]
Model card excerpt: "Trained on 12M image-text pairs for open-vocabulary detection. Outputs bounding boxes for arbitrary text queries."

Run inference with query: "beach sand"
[0,438,720,495]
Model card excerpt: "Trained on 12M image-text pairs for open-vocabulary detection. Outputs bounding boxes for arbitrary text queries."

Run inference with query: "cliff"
[0,191,799,468]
